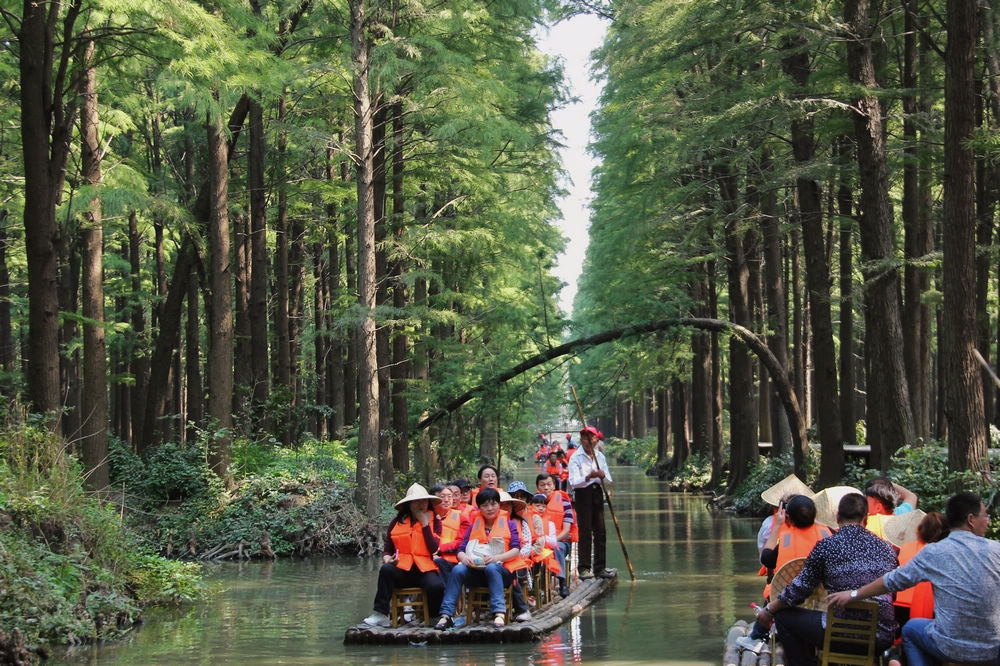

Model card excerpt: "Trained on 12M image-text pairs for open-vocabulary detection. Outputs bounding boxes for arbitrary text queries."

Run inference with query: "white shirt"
[567,447,612,489]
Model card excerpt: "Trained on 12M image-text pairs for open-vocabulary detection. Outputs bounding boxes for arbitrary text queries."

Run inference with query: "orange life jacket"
[468,515,529,573]
[391,517,437,573]
[545,461,561,478]
[762,521,832,598]
[544,490,579,543]
[895,540,934,618]
[528,511,560,574]
[437,508,463,564]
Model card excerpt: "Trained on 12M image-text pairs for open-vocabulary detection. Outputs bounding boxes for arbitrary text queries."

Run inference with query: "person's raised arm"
[893,482,918,509]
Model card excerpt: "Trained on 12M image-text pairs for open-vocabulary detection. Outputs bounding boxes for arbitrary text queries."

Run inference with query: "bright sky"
[537,15,609,314]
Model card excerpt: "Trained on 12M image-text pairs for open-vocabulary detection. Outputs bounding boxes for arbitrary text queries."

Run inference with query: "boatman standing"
[568,425,615,580]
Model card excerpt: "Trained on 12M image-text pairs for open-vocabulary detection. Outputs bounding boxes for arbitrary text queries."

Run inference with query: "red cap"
[580,425,603,439]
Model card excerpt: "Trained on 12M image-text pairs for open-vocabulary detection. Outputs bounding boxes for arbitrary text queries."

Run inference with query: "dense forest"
[0,0,996,517]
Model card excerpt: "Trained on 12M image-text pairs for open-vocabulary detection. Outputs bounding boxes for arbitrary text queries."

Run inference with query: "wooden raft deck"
[723,621,786,666]
[343,574,617,645]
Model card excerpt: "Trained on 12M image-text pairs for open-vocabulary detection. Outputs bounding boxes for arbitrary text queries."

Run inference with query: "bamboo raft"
[722,621,786,666]
[344,573,617,644]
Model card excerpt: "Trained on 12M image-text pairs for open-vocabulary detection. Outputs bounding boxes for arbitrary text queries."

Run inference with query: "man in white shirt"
[567,425,614,579]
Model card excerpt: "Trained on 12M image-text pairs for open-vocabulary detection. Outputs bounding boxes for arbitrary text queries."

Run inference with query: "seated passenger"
[865,476,918,539]
[752,493,898,666]
[536,472,575,597]
[500,488,534,621]
[756,473,814,554]
[430,482,468,583]
[890,511,947,624]
[737,494,831,654]
[362,483,444,628]
[433,488,521,630]
[827,492,1000,666]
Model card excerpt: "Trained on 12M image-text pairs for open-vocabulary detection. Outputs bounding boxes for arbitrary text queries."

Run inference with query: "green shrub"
[604,435,656,468]
[669,453,715,491]
[0,426,204,648]
[730,450,819,516]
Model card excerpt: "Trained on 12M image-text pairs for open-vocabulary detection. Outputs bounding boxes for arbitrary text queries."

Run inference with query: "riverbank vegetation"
[0,426,203,661]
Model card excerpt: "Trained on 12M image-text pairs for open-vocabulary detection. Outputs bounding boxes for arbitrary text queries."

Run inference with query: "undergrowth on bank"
[0,426,203,657]
[110,436,385,560]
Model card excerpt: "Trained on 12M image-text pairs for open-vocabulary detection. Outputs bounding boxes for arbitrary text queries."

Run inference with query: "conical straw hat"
[882,509,927,548]
[770,557,806,599]
[498,490,526,514]
[394,483,442,509]
[812,485,863,529]
[761,473,813,506]
[770,557,828,610]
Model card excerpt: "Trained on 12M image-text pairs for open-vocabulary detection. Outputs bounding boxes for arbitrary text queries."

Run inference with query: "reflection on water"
[53,467,764,665]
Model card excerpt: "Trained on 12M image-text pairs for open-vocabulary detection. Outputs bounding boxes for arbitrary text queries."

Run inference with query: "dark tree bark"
[759,149,793,458]
[782,37,843,484]
[206,105,233,483]
[352,0,383,515]
[18,0,82,426]
[844,0,915,468]
[690,266,713,458]
[942,0,989,473]
[390,101,410,474]
[248,93,270,432]
[185,262,203,444]
[79,38,108,490]
[836,137,857,448]
[0,213,13,393]
[670,377,688,470]
[233,211,252,432]
[718,163,758,493]
[128,212,147,448]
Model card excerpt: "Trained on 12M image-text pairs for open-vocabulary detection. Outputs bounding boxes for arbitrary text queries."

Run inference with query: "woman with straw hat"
[362,483,445,628]
[757,473,813,554]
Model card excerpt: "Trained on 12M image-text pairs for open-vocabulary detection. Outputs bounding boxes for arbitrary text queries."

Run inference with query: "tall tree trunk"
[79,38,108,490]
[352,0,382,515]
[326,149,347,437]
[690,266,712,458]
[185,263,203,444]
[837,137,857,447]
[844,0,915,468]
[371,105,393,484]
[313,243,328,439]
[0,213,13,394]
[783,39,843,483]
[233,211,252,433]
[942,0,989,473]
[206,104,233,483]
[248,98,271,432]
[128,212,147,448]
[274,96,292,441]
[670,377,688,470]
[719,164,757,493]
[759,149,792,459]
[19,0,77,426]
[655,386,669,466]
[390,101,410,474]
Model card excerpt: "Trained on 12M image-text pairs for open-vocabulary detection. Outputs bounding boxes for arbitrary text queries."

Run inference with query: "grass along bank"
[0,426,203,663]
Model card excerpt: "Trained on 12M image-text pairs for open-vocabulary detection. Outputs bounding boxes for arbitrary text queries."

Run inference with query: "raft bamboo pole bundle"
[343,575,617,645]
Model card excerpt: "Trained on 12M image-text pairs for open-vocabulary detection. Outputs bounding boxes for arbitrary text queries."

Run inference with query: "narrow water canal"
[55,465,767,665]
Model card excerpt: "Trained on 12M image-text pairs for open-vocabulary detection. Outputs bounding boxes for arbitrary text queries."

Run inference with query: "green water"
[54,466,766,665]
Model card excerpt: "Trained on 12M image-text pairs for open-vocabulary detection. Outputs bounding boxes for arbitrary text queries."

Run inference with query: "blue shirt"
[883,529,1000,662]
[778,523,899,646]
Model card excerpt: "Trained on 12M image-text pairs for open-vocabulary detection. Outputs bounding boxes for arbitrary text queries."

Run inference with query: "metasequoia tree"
[941,0,988,473]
